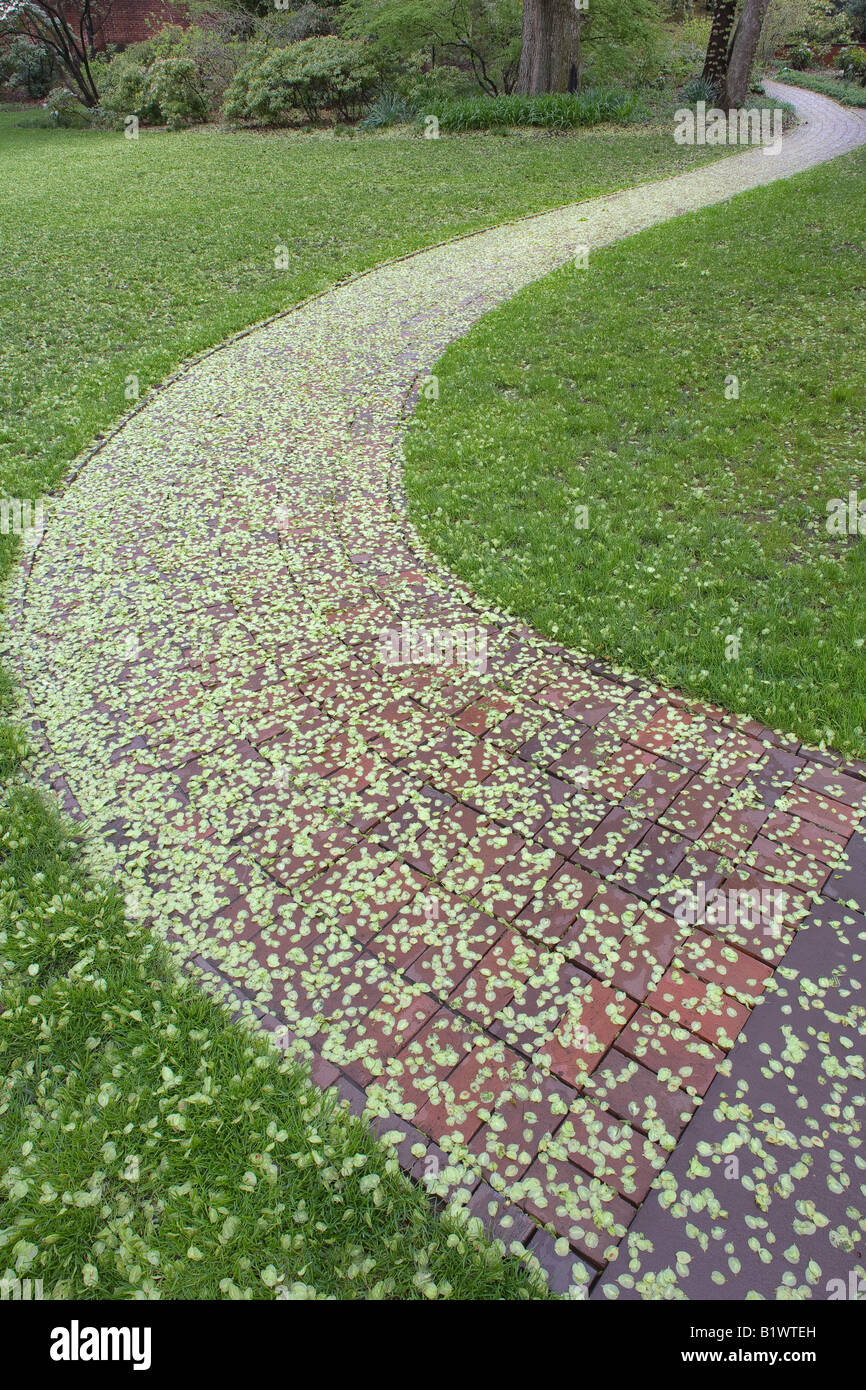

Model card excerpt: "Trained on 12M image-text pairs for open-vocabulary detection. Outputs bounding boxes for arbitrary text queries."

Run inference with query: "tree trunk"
[718,0,772,107]
[701,0,738,92]
[517,0,585,96]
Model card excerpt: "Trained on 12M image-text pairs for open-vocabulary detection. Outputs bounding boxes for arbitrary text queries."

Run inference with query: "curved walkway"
[8,84,866,1297]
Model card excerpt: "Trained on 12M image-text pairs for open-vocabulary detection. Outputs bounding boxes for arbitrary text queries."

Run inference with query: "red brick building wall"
[61,2,191,50]
[102,2,190,46]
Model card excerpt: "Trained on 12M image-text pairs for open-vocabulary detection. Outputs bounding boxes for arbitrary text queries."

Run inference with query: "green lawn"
[404,147,866,759]
[0,788,544,1300]
[0,106,727,527]
[0,107,732,1300]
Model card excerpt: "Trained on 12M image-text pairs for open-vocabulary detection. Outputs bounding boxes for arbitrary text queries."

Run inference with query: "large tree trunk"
[517,0,585,96]
[701,0,738,92]
[718,0,772,107]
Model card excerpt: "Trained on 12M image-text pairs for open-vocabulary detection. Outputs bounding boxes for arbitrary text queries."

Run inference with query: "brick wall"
[103,2,190,46]
[60,2,191,50]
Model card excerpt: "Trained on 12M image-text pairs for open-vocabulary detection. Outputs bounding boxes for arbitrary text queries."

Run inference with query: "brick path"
[8,84,866,1296]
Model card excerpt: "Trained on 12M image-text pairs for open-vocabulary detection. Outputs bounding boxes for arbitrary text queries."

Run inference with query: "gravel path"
[8,82,866,1298]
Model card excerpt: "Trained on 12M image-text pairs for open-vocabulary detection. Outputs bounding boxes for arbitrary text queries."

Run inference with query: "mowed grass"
[404,147,866,758]
[775,67,866,108]
[0,106,733,1301]
[0,789,545,1300]
[0,106,727,527]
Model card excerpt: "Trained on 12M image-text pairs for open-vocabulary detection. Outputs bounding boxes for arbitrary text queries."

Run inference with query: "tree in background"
[516,0,660,95]
[699,0,775,105]
[516,0,583,92]
[341,0,522,96]
[0,31,55,94]
[847,0,866,40]
[343,0,658,98]
[720,0,772,104]
[702,0,738,89]
[0,1,115,104]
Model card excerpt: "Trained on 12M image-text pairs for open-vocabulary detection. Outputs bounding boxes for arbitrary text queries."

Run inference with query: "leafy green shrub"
[224,36,379,123]
[134,22,190,62]
[144,57,209,127]
[680,75,719,104]
[397,58,476,105]
[787,41,816,68]
[43,87,91,128]
[423,89,645,133]
[587,9,665,89]
[839,45,866,82]
[90,24,240,122]
[0,36,54,98]
[95,52,208,128]
[153,24,248,112]
[411,66,472,101]
[358,91,418,129]
[95,58,151,124]
[649,21,709,92]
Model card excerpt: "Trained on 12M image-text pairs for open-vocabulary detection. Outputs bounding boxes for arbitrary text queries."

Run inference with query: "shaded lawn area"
[404,147,866,759]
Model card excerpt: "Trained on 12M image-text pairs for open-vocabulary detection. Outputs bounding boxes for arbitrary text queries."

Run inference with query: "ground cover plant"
[422,87,646,130]
[404,146,866,758]
[775,63,866,104]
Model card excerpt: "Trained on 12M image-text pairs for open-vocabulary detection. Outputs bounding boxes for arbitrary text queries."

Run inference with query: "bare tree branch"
[0,1,116,105]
